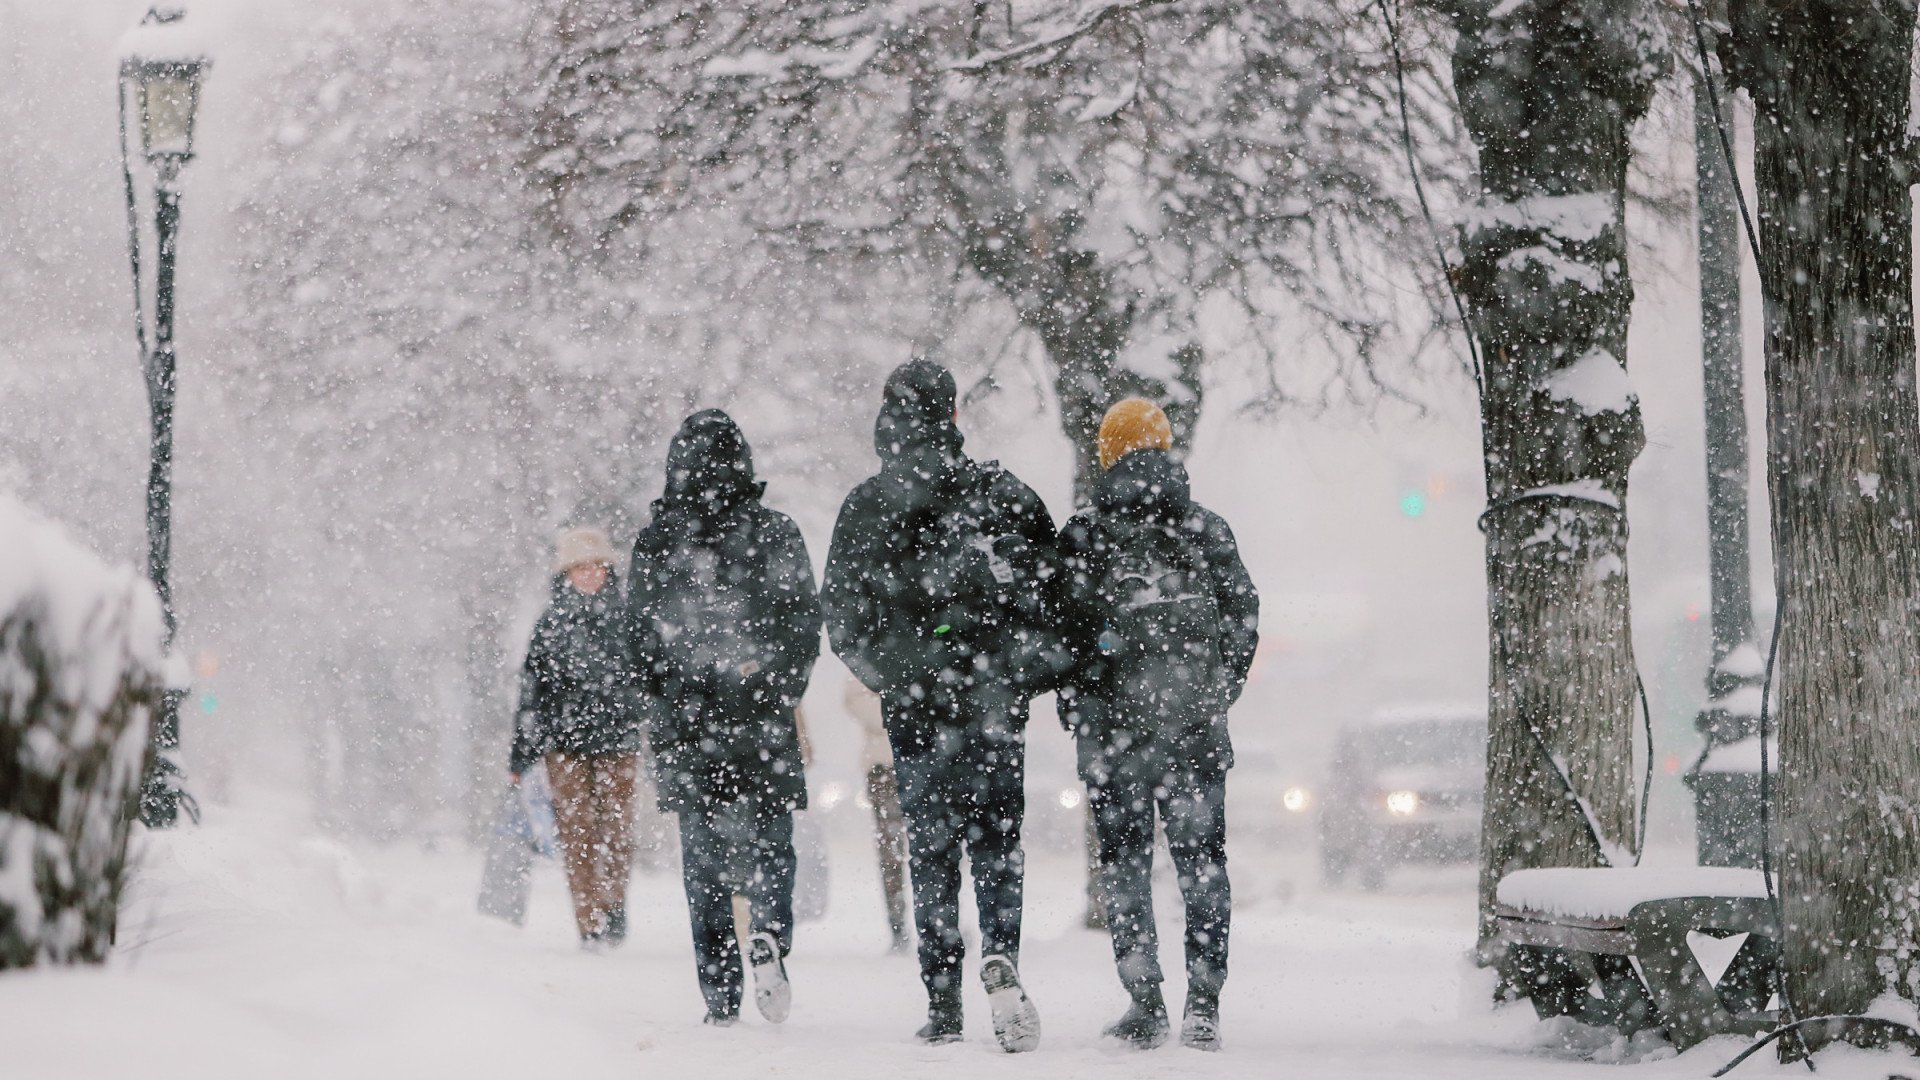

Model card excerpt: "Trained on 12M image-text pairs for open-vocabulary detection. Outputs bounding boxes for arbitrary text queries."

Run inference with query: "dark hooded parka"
[1054,448,1259,788]
[629,410,822,813]
[510,569,647,776]
[821,359,1065,754]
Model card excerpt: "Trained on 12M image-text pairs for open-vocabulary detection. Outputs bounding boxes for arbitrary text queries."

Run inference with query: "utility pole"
[1683,27,1766,868]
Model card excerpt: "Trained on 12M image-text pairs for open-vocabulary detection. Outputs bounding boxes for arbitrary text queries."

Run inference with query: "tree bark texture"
[952,181,1204,506]
[1726,0,1920,1018]
[906,65,1204,507]
[1446,0,1660,961]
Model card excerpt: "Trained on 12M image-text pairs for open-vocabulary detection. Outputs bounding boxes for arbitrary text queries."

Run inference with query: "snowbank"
[0,495,165,967]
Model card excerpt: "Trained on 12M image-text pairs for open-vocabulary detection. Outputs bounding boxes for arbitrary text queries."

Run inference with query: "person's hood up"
[658,409,764,525]
[873,359,964,471]
[1094,448,1192,523]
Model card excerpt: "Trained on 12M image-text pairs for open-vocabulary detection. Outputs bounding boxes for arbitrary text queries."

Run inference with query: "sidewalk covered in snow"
[1,793,1904,1080]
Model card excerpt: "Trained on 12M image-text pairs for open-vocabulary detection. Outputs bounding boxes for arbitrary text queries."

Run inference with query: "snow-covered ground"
[1,791,1908,1080]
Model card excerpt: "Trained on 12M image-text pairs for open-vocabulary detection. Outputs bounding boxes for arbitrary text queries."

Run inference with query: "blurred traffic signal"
[1398,470,1460,519]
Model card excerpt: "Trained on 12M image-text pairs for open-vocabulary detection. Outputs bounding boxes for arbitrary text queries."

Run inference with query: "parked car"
[1318,704,1485,888]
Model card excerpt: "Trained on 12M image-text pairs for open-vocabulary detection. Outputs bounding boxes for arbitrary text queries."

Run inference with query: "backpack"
[906,464,1047,660]
[656,512,772,684]
[1097,517,1224,725]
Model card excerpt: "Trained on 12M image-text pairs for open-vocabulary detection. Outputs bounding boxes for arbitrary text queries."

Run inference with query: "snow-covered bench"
[1493,866,1779,1050]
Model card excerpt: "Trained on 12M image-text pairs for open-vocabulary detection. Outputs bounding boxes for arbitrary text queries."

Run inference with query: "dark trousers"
[890,721,1027,999]
[676,800,796,1018]
[1089,771,1230,1000]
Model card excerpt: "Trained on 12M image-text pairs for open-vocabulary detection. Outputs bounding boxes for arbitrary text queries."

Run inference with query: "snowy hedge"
[0,496,165,969]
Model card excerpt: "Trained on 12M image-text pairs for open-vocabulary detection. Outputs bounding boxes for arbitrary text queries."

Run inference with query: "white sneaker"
[749,933,791,1024]
[980,954,1040,1053]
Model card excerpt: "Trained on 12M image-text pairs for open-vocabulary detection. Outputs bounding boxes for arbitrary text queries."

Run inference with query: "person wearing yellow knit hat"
[1097,397,1175,470]
[1051,396,1260,1051]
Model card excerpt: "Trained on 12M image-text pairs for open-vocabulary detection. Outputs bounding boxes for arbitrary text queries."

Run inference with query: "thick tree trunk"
[1727,0,1920,1020]
[958,209,1204,506]
[1446,0,1660,966]
[1020,247,1132,505]
[908,65,1207,506]
[1042,327,1206,506]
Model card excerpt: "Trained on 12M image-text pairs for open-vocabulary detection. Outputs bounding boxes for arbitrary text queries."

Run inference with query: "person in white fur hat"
[509,526,646,948]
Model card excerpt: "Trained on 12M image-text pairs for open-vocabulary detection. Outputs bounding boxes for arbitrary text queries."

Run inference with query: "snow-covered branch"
[948,0,1175,73]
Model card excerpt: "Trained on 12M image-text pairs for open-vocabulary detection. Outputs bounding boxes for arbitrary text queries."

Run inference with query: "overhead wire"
[1374,0,1482,398]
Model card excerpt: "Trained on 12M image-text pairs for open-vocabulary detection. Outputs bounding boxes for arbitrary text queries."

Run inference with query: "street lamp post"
[119,5,209,829]
[1684,18,1766,867]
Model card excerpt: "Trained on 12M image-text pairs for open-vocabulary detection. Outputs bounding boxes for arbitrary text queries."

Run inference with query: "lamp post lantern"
[119,4,209,828]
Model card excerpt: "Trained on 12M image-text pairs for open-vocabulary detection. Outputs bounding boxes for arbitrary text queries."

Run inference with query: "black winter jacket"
[510,573,647,775]
[823,360,1065,754]
[629,410,821,812]
[1054,449,1259,785]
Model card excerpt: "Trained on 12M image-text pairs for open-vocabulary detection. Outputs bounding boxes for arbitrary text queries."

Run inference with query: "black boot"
[605,906,628,947]
[1181,988,1221,1051]
[1103,984,1169,1049]
[916,990,964,1045]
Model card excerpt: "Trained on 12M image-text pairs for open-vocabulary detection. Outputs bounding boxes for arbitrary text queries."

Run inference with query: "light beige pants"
[546,751,640,939]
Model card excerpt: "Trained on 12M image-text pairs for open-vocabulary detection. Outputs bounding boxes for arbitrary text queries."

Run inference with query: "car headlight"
[818,782,846,810]
[1384,790,1419,816]
[1282,787,1311,813]
[1058,788,1084,810]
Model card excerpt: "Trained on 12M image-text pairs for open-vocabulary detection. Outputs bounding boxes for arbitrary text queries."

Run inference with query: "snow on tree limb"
[948,0,1176,73]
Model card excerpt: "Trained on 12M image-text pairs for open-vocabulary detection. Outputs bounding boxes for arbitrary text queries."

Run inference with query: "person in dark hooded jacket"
[510,527,646,949]
[629,410,821,1028]
[822,359,1061,1052]
[1054,398,1259,1052]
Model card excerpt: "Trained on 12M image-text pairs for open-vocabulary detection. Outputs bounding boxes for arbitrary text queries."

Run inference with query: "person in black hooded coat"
[1054,398,1258,1052]
[628,409,821,1027]
[822,359,1061,1051]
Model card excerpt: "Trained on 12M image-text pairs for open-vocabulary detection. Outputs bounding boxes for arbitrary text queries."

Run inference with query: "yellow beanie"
[1097,398,1174,470]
